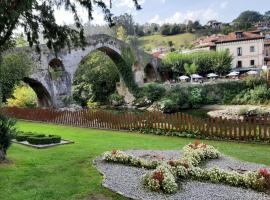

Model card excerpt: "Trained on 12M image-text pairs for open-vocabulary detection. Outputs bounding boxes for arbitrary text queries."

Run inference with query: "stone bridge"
[7,34,161,108]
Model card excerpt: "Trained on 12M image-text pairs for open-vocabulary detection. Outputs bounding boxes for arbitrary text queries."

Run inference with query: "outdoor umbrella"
[207,73,218,78]
[191,74,203,79]
[246,70,258,75]
[179,75,190,80]
[227,71,239,76]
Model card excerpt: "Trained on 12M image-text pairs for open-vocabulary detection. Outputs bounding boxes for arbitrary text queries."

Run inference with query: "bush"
[7,84,37,108]
[15,132,61,145]
[109,93,124,106]
[244,76,266,89]
[161,51,232,76]
[0,114,16,161]
[27,135,61,145]
[158,81,246,112]
[188,88,203,108]
[141,83,166,102]
[86,100,99,109]
[232,85,270,105]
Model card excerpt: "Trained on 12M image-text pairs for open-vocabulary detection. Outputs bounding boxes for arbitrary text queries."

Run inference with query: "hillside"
[138,33,197,51]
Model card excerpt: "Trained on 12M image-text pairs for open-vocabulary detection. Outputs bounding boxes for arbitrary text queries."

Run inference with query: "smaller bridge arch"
[144,63,158,83]
[23,77,53,107]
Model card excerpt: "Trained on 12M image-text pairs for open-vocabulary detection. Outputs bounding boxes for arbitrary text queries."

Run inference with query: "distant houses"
[207,20,223,30]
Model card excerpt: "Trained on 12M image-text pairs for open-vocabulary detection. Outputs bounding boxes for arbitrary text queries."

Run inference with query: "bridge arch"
[144,63,158,83]
[23,77,53,107]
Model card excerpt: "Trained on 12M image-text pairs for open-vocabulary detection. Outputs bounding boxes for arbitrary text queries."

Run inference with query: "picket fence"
[1,107,270,142]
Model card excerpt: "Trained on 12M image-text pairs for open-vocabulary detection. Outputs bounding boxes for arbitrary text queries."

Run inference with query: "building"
[207,20,222,30]
[215,31,265,69]
[255,21,270,30]
[265,39,270,66]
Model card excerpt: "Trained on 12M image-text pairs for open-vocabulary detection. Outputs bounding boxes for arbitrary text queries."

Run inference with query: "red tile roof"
[216,31,264,43]
[193,34,225,47]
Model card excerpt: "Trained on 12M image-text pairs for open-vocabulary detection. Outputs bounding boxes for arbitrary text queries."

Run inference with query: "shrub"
[143,164,178,193]
[27,135,61,145]
[161,51,232,76]
[109,93,124,106]
[188,88,203,108]
[141,83,166,102]
[7,84,37,108]
[232,85,270,105]
[86,100,99,109]
[158,81,246,112]
[15,132,61,145]
[244,76,266,89]
[0,114,16,161]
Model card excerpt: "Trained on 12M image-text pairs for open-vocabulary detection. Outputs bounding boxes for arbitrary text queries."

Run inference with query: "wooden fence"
[1,107,270,142]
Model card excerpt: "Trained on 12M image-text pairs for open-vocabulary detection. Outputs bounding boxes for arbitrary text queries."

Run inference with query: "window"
[250,60,255,66]
[266,50,269,57]
[237,61,242,68]
[250,46,255,52]
[237,47,242,56]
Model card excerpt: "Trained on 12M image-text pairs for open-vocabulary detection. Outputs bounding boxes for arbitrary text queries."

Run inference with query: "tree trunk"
[0,148,6,162]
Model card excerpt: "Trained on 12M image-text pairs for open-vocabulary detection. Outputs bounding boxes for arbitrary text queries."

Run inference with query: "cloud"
[149,14,161,24]
[149,8,219,25]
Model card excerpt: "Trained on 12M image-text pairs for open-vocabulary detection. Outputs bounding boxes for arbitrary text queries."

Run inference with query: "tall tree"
[233,10,263,27]
[0,0,141,54]
[113,13,135,35]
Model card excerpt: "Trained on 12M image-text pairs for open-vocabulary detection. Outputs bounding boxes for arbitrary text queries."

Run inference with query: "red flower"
[168,160,176,167]
[181,161,189,169]
[111,149,118,155]
[152,170,164,183]
[259,168,270,178]
[194,140,201,147]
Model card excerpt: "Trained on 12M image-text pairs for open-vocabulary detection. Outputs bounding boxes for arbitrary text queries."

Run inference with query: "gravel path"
[94,150,270,200]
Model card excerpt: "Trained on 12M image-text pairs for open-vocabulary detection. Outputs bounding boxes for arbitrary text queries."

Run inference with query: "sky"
[54,0,269,26]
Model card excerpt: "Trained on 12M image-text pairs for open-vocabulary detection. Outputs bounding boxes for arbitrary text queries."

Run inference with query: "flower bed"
[103,141,270,194]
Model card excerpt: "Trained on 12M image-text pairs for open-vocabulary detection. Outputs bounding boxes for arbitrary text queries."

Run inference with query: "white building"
[215,31,265,69]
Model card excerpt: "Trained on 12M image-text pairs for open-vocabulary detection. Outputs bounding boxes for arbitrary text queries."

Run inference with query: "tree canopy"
[0,0,141,53]
[233,10,263,24]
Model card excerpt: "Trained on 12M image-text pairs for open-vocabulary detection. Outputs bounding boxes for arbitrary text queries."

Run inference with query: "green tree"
[0,114,16,162]
[160,24,171,35]
[113,13,135,35]
[264,11,270,21]
[233,10,263,30]
[73,51,119,106]
[7,84,37,108]
[15,33,28,47]
[116,26,128,41]
[0,53,33,102]
[184,63,198,75]
[162,51,232,77]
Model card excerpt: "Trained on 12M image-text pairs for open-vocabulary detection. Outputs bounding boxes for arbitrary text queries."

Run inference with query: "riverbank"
[206,105,270,120]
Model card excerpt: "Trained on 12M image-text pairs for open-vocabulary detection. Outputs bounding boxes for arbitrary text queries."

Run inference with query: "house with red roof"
[215,31,265,69]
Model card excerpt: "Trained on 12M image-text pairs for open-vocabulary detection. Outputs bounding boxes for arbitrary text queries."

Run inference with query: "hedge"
[27,136,61,145]
[15,132,61,145]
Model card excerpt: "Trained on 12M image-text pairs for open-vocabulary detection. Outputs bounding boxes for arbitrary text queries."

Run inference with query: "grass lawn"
[1,121,270,200]
[138,33,196,51]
